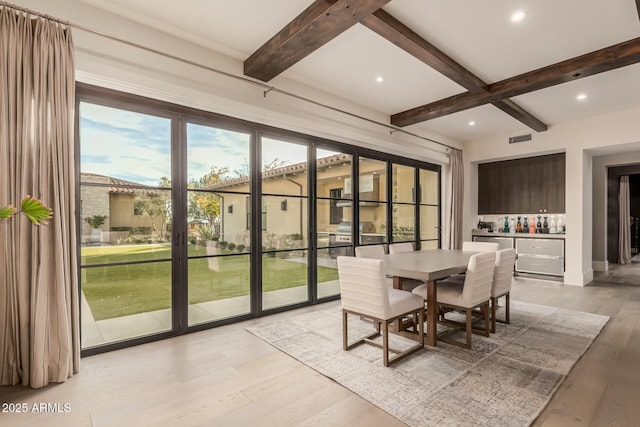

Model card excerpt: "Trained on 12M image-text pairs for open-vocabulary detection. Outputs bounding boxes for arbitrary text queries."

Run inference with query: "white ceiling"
[77,0,640,142]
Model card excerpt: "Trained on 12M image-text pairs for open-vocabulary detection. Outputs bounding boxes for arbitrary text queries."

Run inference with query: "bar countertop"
[472,230,566,240]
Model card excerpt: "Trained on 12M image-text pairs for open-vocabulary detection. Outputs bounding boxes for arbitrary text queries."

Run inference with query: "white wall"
[463,107,640,286]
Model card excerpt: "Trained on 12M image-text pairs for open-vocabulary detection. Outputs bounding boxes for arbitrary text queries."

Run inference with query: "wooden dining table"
[382,249,475,346]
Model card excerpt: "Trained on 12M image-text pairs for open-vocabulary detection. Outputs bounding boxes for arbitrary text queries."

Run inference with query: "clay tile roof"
[207,153,350,190]
[80,173,161,195]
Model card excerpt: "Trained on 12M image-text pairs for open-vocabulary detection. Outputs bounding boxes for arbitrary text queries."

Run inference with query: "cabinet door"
[478,163,491,214]
[503,158,530,214]
[478,162,501,214]
[543,153,565,213]
[526,155,545,213]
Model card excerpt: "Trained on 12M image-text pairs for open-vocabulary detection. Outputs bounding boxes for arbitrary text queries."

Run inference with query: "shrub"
[85,214,107,229]
[131,226,151,234]
[197,224,216,241]
[236,244,245,252]
[219,241,228,249]
[227,243,236,251]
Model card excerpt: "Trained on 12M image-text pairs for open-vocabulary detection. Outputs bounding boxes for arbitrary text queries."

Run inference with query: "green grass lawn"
[82,244,338,320]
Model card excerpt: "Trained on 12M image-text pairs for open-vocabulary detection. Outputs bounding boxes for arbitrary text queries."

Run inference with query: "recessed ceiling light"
[576,93,587,101]
[468,121,476,126]
[376,76,384,83]
[510,10,526,22]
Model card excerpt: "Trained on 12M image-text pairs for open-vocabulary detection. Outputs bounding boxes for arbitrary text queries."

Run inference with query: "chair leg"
[418,308,425,347]
[342,310,348,351]
[382,320,390,367]
[505,292,510,324]
[490,297,497,333]
[465,308,472,349]
[482,303,490,337]
[493,293,512,327]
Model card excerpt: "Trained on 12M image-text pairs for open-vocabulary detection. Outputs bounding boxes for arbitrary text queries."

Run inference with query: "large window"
[357,157,387,245]
[392,164,416,243]
[79,101,173,349]
[77,84,440,354]
[316,148,353,299]
[260,136,309,310]
[186,122,251,326]
[419,168,440,249]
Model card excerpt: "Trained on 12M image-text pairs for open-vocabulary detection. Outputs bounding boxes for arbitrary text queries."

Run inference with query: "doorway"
[607,166,640,263]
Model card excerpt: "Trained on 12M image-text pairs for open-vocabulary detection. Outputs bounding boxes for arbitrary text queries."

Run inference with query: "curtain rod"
[1,1,458,154]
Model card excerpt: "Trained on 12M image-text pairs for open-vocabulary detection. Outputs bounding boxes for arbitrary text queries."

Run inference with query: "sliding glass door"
[260,136,309,310]
[419,168,441,249]
[79,101,173,349]
[186,122,252,325]
[77,84,441,353]
[316,149,353,299]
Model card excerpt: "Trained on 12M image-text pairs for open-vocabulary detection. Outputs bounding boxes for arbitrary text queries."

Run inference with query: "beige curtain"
[448,149,463,250]
[0,5,79,388]
[619,176,631,264]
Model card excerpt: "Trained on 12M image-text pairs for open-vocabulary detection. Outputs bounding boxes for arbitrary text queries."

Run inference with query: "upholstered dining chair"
[413,252,496,349]
[388,242,415,254]
[354,244,386,259]
[462,241,500,252]
[445,241,499,283]
[490,248,517,333]
[355,244,422,291]
[337,256,424,366]
[387,242,423,291]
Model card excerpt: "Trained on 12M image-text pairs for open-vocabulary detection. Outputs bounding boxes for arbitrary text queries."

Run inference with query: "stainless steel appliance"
[329,221,378,258]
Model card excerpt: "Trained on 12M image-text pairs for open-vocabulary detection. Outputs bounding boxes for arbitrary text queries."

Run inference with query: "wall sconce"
[228,205,233,214]
[281,199,287,211]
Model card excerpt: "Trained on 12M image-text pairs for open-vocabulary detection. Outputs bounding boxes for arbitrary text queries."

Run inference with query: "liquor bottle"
[529,216,536,234]
[557,216,565,234]
[536,215,542,233]
[543,216,549,234]
[504,216,510,233]
[523,216,529,231]
[516,216,522,233]
[549,216,557,234]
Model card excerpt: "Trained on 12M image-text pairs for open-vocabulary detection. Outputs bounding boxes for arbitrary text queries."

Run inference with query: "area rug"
[246,301,609,427]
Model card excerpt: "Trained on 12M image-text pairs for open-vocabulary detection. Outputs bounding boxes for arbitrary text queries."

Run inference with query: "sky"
[80,102,342,187]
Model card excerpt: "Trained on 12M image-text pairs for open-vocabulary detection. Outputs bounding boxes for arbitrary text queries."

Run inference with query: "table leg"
[392,277,403,331]
[426,279,438,346]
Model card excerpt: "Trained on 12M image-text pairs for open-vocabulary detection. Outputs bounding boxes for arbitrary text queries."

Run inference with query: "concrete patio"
[81,279,340,349]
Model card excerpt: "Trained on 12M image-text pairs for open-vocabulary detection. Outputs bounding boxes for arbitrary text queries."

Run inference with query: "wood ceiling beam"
[244,0,391,82]
[391,37,640,127]
[636,0,640,22]
[361,9,547,132]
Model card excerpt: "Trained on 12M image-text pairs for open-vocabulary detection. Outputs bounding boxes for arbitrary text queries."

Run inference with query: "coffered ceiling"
[77,0,640,142]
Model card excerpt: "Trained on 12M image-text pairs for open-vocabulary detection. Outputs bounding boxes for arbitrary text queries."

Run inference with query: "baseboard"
[563,269,594,286]
[592,260,609,272]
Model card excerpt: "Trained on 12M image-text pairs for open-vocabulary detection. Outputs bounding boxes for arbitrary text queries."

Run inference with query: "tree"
[134,176,172,240]
[233,157,289,178]
[188,166,229,226]
[188,159,290,230]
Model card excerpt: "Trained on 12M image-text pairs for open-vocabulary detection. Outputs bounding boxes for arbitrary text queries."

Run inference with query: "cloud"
[80,103,331,186]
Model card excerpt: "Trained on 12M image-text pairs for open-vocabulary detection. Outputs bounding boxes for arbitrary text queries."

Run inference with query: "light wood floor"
[2,264,640,426]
